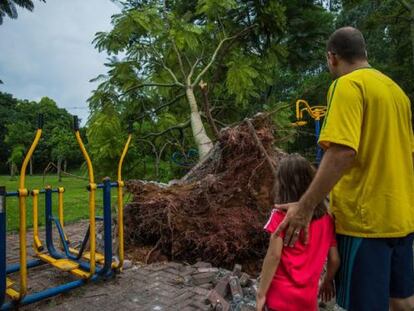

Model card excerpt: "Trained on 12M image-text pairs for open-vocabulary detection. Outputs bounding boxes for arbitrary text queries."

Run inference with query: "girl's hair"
[275,153,327,220]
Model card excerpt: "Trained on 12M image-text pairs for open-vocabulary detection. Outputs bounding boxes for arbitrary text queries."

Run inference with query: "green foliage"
[88,0,334,176]
[0,92,82,175]
[0,0,46,25]
[86,106,125,179]
[335,0,414,100]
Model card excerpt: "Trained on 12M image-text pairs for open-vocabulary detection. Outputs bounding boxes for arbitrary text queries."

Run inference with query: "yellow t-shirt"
[318,68,414,237]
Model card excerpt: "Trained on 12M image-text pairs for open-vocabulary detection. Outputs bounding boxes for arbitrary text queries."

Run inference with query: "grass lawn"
[0,174,130,232]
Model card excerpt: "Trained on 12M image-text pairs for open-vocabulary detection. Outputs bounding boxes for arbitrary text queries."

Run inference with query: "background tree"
[49,127,80,181]
[0,0,46,25]
[90,0,334,177]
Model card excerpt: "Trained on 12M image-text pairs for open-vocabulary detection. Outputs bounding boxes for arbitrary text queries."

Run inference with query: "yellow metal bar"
[31,190,43,252]
[57,187,69,242]
[17,128,42,299]
[57,187,64,229]
[68,247,105,264]
[75,131,94,184]
[116,133,131,270]
[74,130,96,275]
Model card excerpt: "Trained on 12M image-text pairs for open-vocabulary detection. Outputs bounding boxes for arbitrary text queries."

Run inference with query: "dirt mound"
[124,113,287,269]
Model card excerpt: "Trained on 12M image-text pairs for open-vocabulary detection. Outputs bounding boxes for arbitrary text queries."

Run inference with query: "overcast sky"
[0,0,120,124]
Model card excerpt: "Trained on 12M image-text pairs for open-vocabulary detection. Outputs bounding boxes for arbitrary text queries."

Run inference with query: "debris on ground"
[124,113,287,270]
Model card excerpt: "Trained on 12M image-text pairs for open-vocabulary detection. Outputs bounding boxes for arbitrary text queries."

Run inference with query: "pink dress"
[263,209,336,311]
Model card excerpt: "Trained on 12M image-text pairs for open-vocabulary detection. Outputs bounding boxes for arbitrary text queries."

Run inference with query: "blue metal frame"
[0,187,6,307]
[1,179,120,310]
[101,178,113,277]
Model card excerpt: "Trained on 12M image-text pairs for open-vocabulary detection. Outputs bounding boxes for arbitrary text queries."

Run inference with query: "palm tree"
[0,0,46,25]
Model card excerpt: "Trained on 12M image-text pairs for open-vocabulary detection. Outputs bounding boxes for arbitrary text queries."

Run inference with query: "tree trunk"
[10,163,15,180]
[200,82,220,139]
[63,159,67,172]
[185,86,213,159]
[57,158,62,182]
[29,158,33,176]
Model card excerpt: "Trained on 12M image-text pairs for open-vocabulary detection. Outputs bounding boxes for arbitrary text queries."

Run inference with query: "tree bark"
[199,81,220,139]
[63,159,67,172]
[185,86,213,159]
[29,158,33,176]
[10,163,15,179]
[57,158,62,182]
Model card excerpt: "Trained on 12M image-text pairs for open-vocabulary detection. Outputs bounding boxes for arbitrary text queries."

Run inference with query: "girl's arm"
[319,246,340,302]
[256,233,283,310]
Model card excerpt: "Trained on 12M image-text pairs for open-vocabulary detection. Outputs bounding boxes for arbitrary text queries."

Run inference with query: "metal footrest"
[36,253,92,279]
[6,278,19,300]
[68,248,105,264]
[50,259,79,272]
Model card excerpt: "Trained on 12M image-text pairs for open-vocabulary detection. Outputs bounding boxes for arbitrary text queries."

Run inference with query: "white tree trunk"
[185,87,213,159]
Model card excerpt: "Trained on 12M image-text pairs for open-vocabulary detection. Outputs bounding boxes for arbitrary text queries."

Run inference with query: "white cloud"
[0,0,120,125]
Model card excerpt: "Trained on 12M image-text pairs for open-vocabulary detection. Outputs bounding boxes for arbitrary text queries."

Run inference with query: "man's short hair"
[327,27,367,63]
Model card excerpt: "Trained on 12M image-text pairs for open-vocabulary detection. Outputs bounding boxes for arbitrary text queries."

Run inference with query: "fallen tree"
[124,113,287,269]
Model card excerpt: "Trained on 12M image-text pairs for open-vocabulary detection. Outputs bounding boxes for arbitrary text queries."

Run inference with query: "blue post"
[315,119,323,164]
[44,188,103,273]
[45,187,58,256]
[0,187,6,307]
[101,178,113,277]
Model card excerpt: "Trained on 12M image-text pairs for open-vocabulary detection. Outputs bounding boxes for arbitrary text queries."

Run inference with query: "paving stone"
[193,262,212,269]
[192,272,216,285]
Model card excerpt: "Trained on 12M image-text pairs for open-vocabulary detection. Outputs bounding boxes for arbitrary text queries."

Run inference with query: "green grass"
[0,174,129,232]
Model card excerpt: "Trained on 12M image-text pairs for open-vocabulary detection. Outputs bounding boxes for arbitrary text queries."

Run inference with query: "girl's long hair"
[275,153,327,220]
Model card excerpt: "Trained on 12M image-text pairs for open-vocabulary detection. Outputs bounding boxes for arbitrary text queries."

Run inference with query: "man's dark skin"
[274,27,414,310]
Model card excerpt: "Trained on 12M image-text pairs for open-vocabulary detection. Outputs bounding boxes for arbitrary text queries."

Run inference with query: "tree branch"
[119,82,179,97]
[137,93,186,121]
[141,119,191,139]
[172,41,187,78]
[199,81,220,139]
[191,24,257,87]
[188,58,201,82]
[149,40,185,87]
[246,119,277,182]
[162,62,185,87]
[398,0,412,11]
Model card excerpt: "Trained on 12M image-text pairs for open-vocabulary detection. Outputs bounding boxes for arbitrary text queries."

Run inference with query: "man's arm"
[275,143,356,247]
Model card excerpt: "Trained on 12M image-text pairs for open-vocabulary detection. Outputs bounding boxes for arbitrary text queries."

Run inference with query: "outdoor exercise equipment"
[0,114,132,310]
[292,99,327,164]
[171,148,199,167]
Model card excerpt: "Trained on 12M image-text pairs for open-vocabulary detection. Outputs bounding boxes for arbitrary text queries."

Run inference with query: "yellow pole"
[57,187,69,242]
[32,190,43,252]
[116,134,131,270]
[75,130,96,275]
[18,127,42,299]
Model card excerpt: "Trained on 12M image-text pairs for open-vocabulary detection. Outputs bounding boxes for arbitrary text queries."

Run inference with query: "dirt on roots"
[124,113,287,271]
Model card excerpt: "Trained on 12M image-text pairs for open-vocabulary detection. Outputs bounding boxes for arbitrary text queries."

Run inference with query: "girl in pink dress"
[256,154,340,311]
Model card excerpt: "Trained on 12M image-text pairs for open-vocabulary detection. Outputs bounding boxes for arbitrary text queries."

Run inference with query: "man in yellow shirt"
[274,27,414,310]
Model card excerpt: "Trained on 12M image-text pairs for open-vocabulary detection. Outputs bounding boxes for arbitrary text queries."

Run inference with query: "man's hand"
[274,202,313,247]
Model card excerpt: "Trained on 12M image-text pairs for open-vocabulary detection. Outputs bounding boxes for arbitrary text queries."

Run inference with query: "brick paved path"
[4,221,339,310]
[5,221,213,310]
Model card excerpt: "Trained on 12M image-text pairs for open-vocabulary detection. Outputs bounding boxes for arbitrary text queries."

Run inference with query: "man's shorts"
[335,233,414,311]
